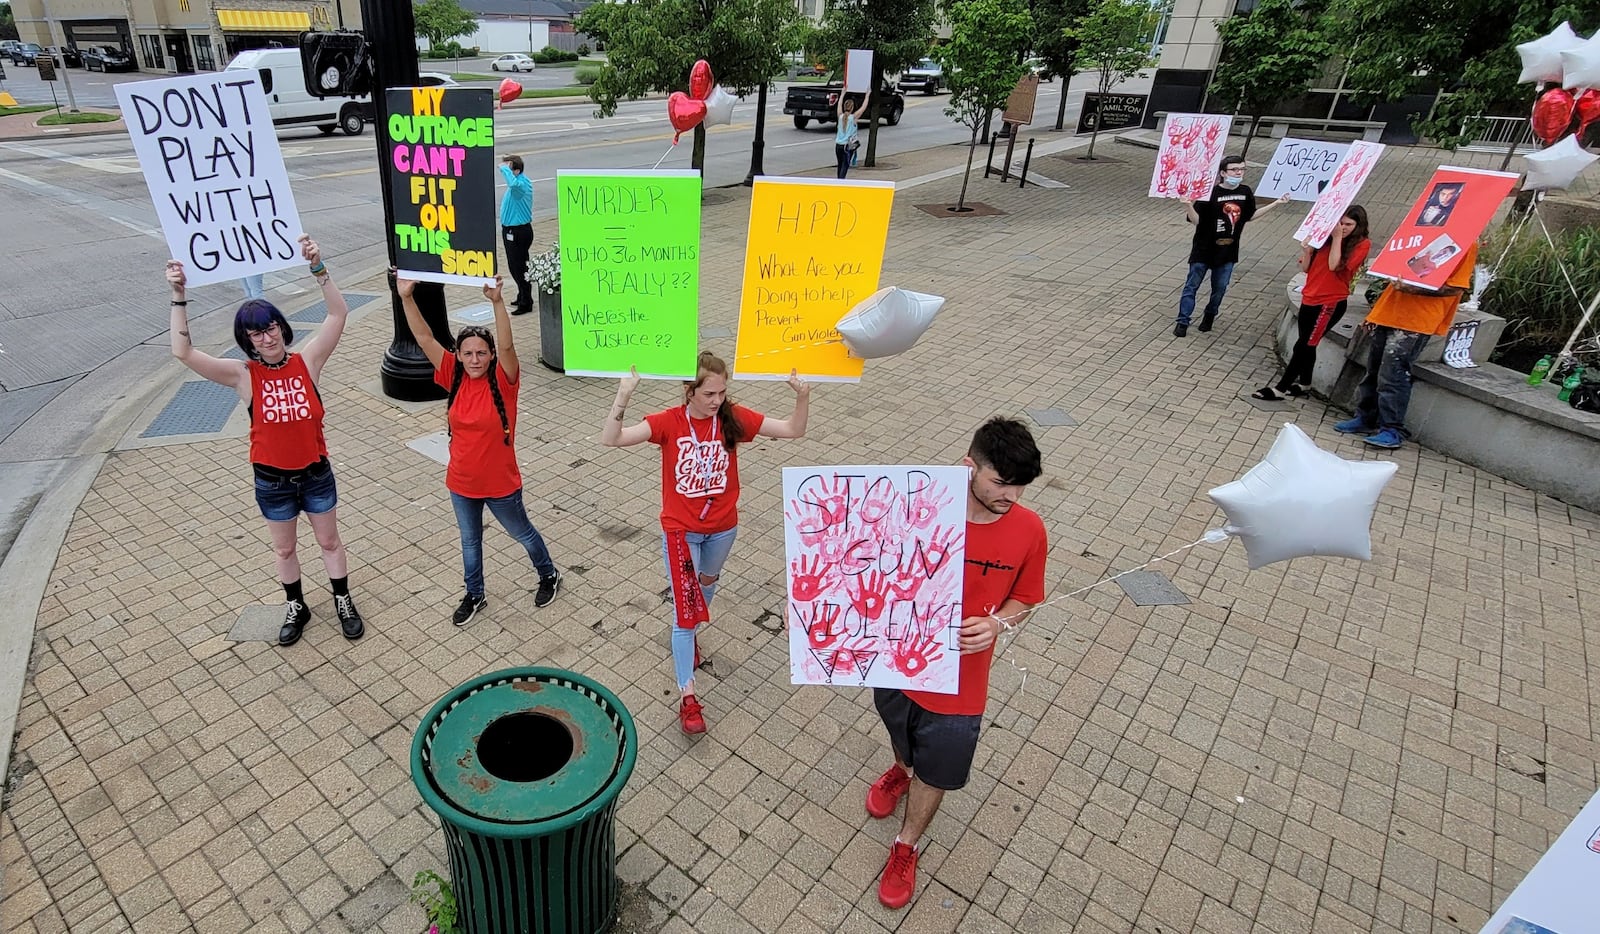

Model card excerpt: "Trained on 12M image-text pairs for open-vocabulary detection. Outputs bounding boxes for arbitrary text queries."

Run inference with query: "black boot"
[1197,312,1216,332]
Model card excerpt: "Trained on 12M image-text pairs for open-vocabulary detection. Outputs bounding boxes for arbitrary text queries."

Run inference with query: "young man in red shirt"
[867,417,1049,909]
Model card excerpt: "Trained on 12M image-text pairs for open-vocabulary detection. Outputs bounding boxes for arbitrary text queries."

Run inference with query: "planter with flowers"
[530,244,563,372]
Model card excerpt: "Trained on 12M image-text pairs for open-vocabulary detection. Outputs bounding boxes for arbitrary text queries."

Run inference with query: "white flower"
[530,243,561,294]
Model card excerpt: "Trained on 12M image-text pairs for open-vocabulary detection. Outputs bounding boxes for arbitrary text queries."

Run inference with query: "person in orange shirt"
[1334,241,1478,449]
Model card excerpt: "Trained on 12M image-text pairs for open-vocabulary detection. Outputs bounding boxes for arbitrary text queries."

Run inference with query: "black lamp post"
[362,0,453,400]
[743,82,768,185]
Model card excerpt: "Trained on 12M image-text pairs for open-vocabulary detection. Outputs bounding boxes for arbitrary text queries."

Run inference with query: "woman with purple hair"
[164,235,366,648]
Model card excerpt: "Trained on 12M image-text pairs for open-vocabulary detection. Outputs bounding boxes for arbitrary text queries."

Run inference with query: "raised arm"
[757,369,811,439]
[165,260,248,396]
[599,367,653,447]
[396,274,446,370]
[294,235,348,382]
[1325,232,1345,272]
[486,275,518,382]
[1255,193,1293,217]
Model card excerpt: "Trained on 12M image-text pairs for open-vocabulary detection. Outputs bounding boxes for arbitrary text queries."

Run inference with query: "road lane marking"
[0,141,141,174]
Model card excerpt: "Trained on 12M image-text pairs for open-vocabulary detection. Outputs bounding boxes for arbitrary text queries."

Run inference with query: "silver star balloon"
[835,287,946,359]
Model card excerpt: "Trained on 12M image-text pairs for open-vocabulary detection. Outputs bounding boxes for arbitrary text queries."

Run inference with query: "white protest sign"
[784,466,966,694]
[1149,113,1233,200]
[1257,137,1351,201]
[117,72,303,287]
[1293,140,1385,248]
[844,49,873,93]
[1480,787,1600,934]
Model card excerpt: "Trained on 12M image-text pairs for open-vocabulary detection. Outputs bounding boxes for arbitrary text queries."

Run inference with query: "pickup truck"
[897,58,943,94]
[784,84,905,130]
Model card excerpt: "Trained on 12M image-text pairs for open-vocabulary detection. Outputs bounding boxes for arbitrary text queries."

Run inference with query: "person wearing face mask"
[1175,155,1292,337]
[397,272,562,626]
[599,353,810,735]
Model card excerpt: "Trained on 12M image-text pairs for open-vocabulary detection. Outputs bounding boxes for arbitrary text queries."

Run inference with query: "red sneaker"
[865,765,911,818]
[877,839,918,909]
[679,695,706,734]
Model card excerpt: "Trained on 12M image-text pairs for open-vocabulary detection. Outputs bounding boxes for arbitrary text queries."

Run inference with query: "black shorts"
[873,688,982,791]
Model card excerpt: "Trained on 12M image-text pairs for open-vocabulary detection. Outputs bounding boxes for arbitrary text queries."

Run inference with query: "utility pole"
[39,0,80,113]
[362,0,453,400]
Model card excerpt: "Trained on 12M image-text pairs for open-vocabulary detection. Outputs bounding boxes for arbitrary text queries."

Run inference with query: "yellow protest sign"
[733,178,894,381]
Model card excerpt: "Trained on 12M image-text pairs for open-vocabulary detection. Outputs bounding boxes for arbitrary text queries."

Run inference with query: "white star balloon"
[1523,133,1599,190]
[1517,22,1584,84]
[1209,423,1398,570]
[1560,32,1600,89]
[835,287,946,358]
[703,86,737,127]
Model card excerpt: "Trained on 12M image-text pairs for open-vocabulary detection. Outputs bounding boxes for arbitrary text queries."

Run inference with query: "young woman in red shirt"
[600,353,810,734]
[1253,205,1371,401]
[397,274,562,627]
[164,236,365,647]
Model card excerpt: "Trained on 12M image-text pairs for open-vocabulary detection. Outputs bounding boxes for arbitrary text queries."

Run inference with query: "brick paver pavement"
[3,140,1598,933]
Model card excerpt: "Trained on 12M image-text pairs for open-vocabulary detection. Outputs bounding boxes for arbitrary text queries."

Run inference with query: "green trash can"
[411,667,637,934]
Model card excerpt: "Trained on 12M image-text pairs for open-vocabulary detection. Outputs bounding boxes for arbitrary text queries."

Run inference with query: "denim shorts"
[253,458,337,521]
[874,688,983,791]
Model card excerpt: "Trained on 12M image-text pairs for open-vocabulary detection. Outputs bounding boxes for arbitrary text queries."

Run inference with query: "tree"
[937,0,1032,211]
[1329,0,1592,149]
[1032,0,1094,130]
[813,0,939,167]
[1067,0,1159,159]
[577,0,801,172]
[413,0,477,51]
[0,3,19,42]
[1208,0,1331,157]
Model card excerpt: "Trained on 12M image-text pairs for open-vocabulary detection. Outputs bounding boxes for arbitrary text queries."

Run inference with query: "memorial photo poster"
[385,86,497,286]
[1256,137,1351,201]
[1368,166,1518,289]
[784,466,967,694]
[555,170,702,378]
[1149,113,1233,200]
[733,178,895,381]
[1293,140,1385,248]
[1477,787,1600,934]
[117,72,303,287]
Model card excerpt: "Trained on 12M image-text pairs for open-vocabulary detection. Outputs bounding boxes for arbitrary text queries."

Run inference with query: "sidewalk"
[3,136,1598,933]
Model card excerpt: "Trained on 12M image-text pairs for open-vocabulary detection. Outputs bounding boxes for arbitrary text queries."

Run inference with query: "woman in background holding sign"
[835,91,868,179]
[396,273,563,627]
[1253,205,1371,401]
[164,236,367,648]
[600,354,810,734]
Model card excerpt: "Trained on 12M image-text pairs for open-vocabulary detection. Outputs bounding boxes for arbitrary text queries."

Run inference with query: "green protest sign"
[556,170,702,378]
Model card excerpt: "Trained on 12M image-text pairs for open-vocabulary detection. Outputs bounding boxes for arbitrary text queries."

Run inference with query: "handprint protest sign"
[1149,114,1233,200]
[784,466,967,693]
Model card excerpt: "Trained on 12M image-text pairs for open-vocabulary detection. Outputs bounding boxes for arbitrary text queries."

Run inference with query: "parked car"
[82,45,135,72]
[489,54,535,73]
[784,84,905,130]
[46,46,82,68]
[1023,57,1055,82]
[0,40,22,59]
[897,58,943,94]
[418,71,461,88]
[226,47,370,135]
[9,43,45,66]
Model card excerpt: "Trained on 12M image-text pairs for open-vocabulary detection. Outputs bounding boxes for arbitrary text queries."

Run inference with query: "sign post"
[997,74,1039,182]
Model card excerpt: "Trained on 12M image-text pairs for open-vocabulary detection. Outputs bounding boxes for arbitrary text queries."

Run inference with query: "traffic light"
[299,30,372,99]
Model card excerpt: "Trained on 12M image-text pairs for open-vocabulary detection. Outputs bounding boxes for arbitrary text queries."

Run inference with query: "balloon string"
[990,528,1232,693]
[1534,205,1588,309]
[651,143,677,170]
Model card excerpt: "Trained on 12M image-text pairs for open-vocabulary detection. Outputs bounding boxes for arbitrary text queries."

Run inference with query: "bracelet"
[171,300,188,306]
[308,262,327,275]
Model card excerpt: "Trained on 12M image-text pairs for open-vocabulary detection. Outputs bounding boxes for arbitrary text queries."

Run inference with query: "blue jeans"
[241,274,265,299]
[450,489,556,597]
[661,528,738,689]
[1177,261,1235,326]
[253,459,337,521]
[1354,326,1431,431]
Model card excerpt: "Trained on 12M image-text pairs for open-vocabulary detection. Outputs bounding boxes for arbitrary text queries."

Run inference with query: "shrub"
[1482,221,1600,372]
[575,62,602,85]
[532,46,579,64]
[576,43,590,56]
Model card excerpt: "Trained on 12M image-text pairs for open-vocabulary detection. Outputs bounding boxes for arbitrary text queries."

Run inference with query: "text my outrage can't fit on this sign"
[117,73,303,287]
[385,86,497,286]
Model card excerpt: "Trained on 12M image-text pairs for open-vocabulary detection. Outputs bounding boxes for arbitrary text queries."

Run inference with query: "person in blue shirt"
[499,154,534,315]
[835,91,868,179]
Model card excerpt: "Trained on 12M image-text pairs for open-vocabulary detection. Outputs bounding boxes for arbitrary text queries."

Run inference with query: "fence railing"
[1460,115,1537,153]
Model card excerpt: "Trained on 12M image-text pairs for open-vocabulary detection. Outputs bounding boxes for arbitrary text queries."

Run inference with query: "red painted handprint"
[889,564,925,602]
[790,553,833,602]
[791,475,853,543]
[827,638,877,679]
[848,569,891,622]
[890,633,945,679]
[804,602,845,649]
[906,483,952,531]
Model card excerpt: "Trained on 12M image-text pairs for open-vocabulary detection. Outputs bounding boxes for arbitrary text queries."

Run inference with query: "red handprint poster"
[1293,140,1385,248]
[1148,113,1233,200]
[783,466,967,693]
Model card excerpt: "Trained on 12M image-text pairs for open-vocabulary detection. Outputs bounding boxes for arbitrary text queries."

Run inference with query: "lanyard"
[685,406,719,519]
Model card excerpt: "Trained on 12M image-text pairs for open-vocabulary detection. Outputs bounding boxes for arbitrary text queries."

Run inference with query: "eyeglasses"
[247,322,280,339]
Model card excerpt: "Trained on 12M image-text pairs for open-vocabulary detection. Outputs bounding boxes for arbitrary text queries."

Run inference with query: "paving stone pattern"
[2,145,1598,933]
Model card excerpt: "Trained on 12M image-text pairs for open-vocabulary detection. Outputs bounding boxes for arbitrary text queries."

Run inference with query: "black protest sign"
[385,87,497,285]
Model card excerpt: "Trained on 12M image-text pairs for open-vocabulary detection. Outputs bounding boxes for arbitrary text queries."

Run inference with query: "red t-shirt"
[644,405,766,534]
[905,503,1048,716]
[1302,238,1371,305]
[433,352,522,499]
[248,354,328,471]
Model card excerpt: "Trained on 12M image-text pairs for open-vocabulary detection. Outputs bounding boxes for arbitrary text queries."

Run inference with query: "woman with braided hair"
[398,273,562,626]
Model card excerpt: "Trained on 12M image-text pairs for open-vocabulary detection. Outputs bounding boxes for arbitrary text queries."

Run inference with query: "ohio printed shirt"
[645,405,766,534]
[247,354,328,470]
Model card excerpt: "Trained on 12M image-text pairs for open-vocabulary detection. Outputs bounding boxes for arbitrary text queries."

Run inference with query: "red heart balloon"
[667,91,707,141]
[1531,87,1576,145]
[498,79,522,106]
[689,59,714,101]
[1576,88,1600,136]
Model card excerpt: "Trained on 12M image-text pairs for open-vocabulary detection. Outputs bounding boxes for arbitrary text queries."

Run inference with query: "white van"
[225,47,370,136]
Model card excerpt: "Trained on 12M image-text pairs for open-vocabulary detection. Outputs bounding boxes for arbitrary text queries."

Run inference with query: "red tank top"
[248,354,328,470]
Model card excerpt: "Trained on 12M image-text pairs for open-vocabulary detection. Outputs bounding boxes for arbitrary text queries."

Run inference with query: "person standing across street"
[500,154,534,316]
[1175,155,1291,337]
[1335,242,1478,450]
[834,91,867,179]
[866,417,1048,910]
